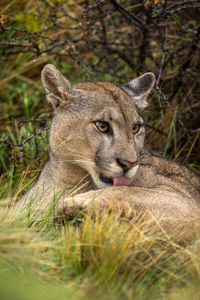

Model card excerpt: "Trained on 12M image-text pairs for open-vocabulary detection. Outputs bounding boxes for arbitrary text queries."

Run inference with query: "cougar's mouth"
[99,173,113,185]
[99,173,131,186]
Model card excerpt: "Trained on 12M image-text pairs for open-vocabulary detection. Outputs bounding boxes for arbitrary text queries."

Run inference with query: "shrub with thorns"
[0,0,200,176]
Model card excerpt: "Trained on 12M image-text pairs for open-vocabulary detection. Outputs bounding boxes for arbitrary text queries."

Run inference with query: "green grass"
[162,108,177,157]
[0,187,200,300]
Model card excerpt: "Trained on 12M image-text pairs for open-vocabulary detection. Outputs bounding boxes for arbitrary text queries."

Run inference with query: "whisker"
[57,159,95,166]
[57,136,72,147]
[61,152,95,161]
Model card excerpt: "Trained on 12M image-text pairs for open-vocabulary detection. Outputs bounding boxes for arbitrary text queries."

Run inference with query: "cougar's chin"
[92,172,110,188]
[87,167,113,188]
[88,164,140,188]
[77,160,139,188]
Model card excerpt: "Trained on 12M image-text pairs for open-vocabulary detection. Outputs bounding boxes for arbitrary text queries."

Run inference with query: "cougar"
[18,64,200,241]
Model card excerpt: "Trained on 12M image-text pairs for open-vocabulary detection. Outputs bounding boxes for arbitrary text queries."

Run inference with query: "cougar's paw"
[55,194,94,224]
[55,205,82,224]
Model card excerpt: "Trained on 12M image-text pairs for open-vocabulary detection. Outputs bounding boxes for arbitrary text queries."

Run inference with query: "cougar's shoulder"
[132,149,200,202]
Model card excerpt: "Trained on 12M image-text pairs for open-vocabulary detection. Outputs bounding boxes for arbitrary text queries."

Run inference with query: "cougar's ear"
[122,73,155,109]
[41,64,72,109]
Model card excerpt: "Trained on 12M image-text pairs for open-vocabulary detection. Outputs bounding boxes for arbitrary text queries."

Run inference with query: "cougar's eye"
[95,121,109,133]
[132,124,141,135]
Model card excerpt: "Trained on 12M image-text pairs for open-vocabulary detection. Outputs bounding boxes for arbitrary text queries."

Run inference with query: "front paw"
[55,199,81,223]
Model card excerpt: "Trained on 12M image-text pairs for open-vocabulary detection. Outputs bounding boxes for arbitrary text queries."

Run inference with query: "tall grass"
[0,176,200,300]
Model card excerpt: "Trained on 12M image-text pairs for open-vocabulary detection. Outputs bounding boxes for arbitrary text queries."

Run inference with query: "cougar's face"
[42,64,155,188]
[87,107,145,188]
[50,83,145,188]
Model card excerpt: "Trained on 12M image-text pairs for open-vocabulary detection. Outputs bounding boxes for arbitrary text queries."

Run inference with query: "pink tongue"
[113,176,130,186]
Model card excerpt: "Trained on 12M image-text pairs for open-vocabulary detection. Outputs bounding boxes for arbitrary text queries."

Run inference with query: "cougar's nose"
[116,158,138,172]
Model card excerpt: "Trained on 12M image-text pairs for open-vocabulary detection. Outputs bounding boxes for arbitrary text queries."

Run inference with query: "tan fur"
[18,65,200,243]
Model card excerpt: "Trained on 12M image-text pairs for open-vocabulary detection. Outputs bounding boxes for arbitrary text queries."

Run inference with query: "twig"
[109,0,144,29]
[155,25,169,120]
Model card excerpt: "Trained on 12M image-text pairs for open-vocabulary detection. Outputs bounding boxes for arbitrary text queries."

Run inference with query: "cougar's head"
[42,64,155,188]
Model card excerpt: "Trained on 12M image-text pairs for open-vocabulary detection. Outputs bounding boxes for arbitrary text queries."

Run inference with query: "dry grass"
[1,191,200,300]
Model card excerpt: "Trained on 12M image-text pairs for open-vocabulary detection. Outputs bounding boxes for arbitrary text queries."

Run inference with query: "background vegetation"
[0,1,200,299]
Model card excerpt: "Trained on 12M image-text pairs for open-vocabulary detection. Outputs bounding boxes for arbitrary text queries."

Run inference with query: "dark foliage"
[0,0,200,176]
